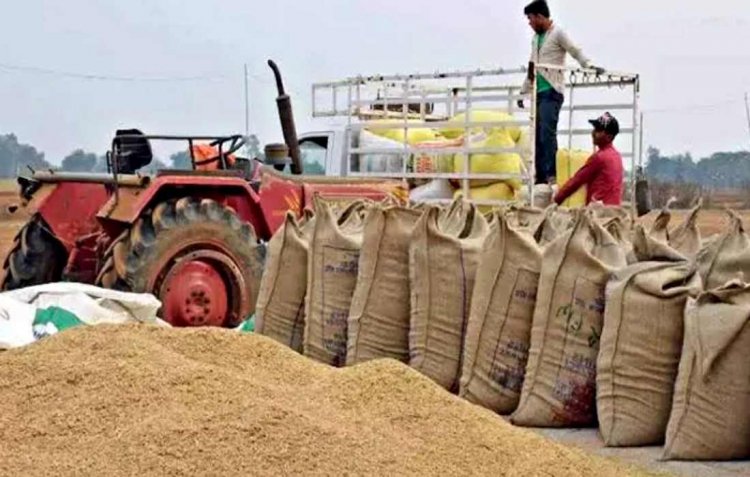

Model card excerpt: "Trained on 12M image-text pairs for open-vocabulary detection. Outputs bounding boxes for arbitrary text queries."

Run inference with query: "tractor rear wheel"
[1,215,68,290]
[96,198,265,328]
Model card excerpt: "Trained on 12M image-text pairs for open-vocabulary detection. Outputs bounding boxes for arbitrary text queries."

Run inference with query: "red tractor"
[1,61,404,328]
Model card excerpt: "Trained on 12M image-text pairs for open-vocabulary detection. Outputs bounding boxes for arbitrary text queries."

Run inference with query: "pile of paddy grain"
[0,325,653,476]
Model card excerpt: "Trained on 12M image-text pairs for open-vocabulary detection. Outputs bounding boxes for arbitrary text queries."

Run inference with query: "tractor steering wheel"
[209,135,247,157]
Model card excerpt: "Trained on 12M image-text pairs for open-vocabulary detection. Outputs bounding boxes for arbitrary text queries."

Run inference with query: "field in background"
[0,179,16,193]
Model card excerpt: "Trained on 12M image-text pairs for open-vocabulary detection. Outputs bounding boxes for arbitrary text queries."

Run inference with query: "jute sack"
[648,204,672,244]
[255,210,316,352]
[663,279,750,460]
[304,197,368,367]
[597,226,701,447]
[698,210,750,291]
[603,217,636,265]
[459,211,543,413]
[346,205,421,365]
[669,201,702,259]
[510,210,627,427]
[409,204,490,391]
[589,202,634,231]
[534,205,573,247]
[438,197,472,236]
[508,205,545,236]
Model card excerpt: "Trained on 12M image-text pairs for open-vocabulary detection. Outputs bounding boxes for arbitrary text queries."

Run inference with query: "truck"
[299,63,644,210]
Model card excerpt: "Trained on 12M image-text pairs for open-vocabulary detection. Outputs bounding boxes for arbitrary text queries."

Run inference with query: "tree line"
[645,146,750,189]
[0,133,263,176]
[3,131,749,186]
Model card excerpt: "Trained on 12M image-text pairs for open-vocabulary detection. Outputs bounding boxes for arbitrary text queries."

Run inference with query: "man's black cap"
[589,112,620,136]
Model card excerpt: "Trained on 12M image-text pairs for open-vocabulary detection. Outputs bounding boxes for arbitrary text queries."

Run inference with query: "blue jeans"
[536,89,564,184]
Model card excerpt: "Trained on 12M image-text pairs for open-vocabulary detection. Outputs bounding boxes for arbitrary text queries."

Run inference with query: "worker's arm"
[519,37,536,96]
[557,29,593,69]
[554,153,602,205]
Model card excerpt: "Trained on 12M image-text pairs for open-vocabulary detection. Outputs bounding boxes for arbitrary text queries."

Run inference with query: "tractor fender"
[19,181,111,253]
[96,175,271,240]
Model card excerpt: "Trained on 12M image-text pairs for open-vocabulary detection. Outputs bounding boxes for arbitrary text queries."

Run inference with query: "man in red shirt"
[554,112,624,206]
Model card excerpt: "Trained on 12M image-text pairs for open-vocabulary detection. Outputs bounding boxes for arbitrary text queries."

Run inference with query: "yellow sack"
[556,148,590,209]
[442,110,522,143]
[515,128,531,154]
[454,182,516,213]
[366,119,440,144]
[453,131,522,190]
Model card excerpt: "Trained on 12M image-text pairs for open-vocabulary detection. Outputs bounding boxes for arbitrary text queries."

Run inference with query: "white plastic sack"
[0,283,163,350]
[0,295,37,349]
[410,179,455,202]
[1,283,162,325]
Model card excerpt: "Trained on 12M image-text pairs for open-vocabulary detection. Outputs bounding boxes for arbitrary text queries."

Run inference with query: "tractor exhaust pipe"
[268,60,303,175]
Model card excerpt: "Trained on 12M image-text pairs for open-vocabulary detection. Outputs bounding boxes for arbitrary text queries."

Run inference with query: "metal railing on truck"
[311,64,640,210]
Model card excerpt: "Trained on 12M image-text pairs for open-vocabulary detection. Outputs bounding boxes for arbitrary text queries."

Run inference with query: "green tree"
[0,133,50,176]
[61,149,98,172]
[138,158,168,174]
[169,151,192,170]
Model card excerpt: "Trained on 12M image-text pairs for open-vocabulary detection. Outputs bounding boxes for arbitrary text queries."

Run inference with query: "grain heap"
[0,325,652,477]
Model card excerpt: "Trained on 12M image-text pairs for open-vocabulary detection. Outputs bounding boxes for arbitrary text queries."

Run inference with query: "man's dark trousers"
[535,89,564,184]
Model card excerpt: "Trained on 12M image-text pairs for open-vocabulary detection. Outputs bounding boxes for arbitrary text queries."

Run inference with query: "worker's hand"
[517,99,525,110]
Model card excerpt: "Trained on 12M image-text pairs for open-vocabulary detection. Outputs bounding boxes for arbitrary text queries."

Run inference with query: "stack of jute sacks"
[256,196,750,462]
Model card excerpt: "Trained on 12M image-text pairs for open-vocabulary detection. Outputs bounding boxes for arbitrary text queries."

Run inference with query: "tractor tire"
[96,197,265,328]
[1,215,68,291]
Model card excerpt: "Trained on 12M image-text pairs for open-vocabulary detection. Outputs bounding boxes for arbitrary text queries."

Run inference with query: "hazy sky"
[1,0,749,164]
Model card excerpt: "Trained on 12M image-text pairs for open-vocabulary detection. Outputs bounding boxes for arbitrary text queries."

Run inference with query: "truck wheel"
[96,197,265,328]
[1,215,68,290]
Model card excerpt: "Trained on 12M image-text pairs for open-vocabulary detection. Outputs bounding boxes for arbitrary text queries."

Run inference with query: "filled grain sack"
[663,279,750,460]
[347,205,422,365]
[453,131,522,190]
[533,205,573,247]
[648,205,672,244]
[409,204,490,391]
[453,181,516,213]
[511,210,627,427]
[366,119,440,145]
[508,205,545,235]
[438,197,473,236]
[304,198,368,367]
[441,110,522,142]
[597,226,701,447]
[409,179,455,202]
[668,201,702,259]
[255,211,316,352]
[603,217,636,265]
[589,202,634,230]
[697,210,750,291]
[459,212,543,413]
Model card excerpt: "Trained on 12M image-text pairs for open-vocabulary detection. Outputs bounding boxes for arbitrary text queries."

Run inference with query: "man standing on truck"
[554,112,623,206]
[518,0,603,185]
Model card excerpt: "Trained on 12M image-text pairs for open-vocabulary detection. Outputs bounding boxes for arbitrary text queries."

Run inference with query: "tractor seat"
[114,129,153,174]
